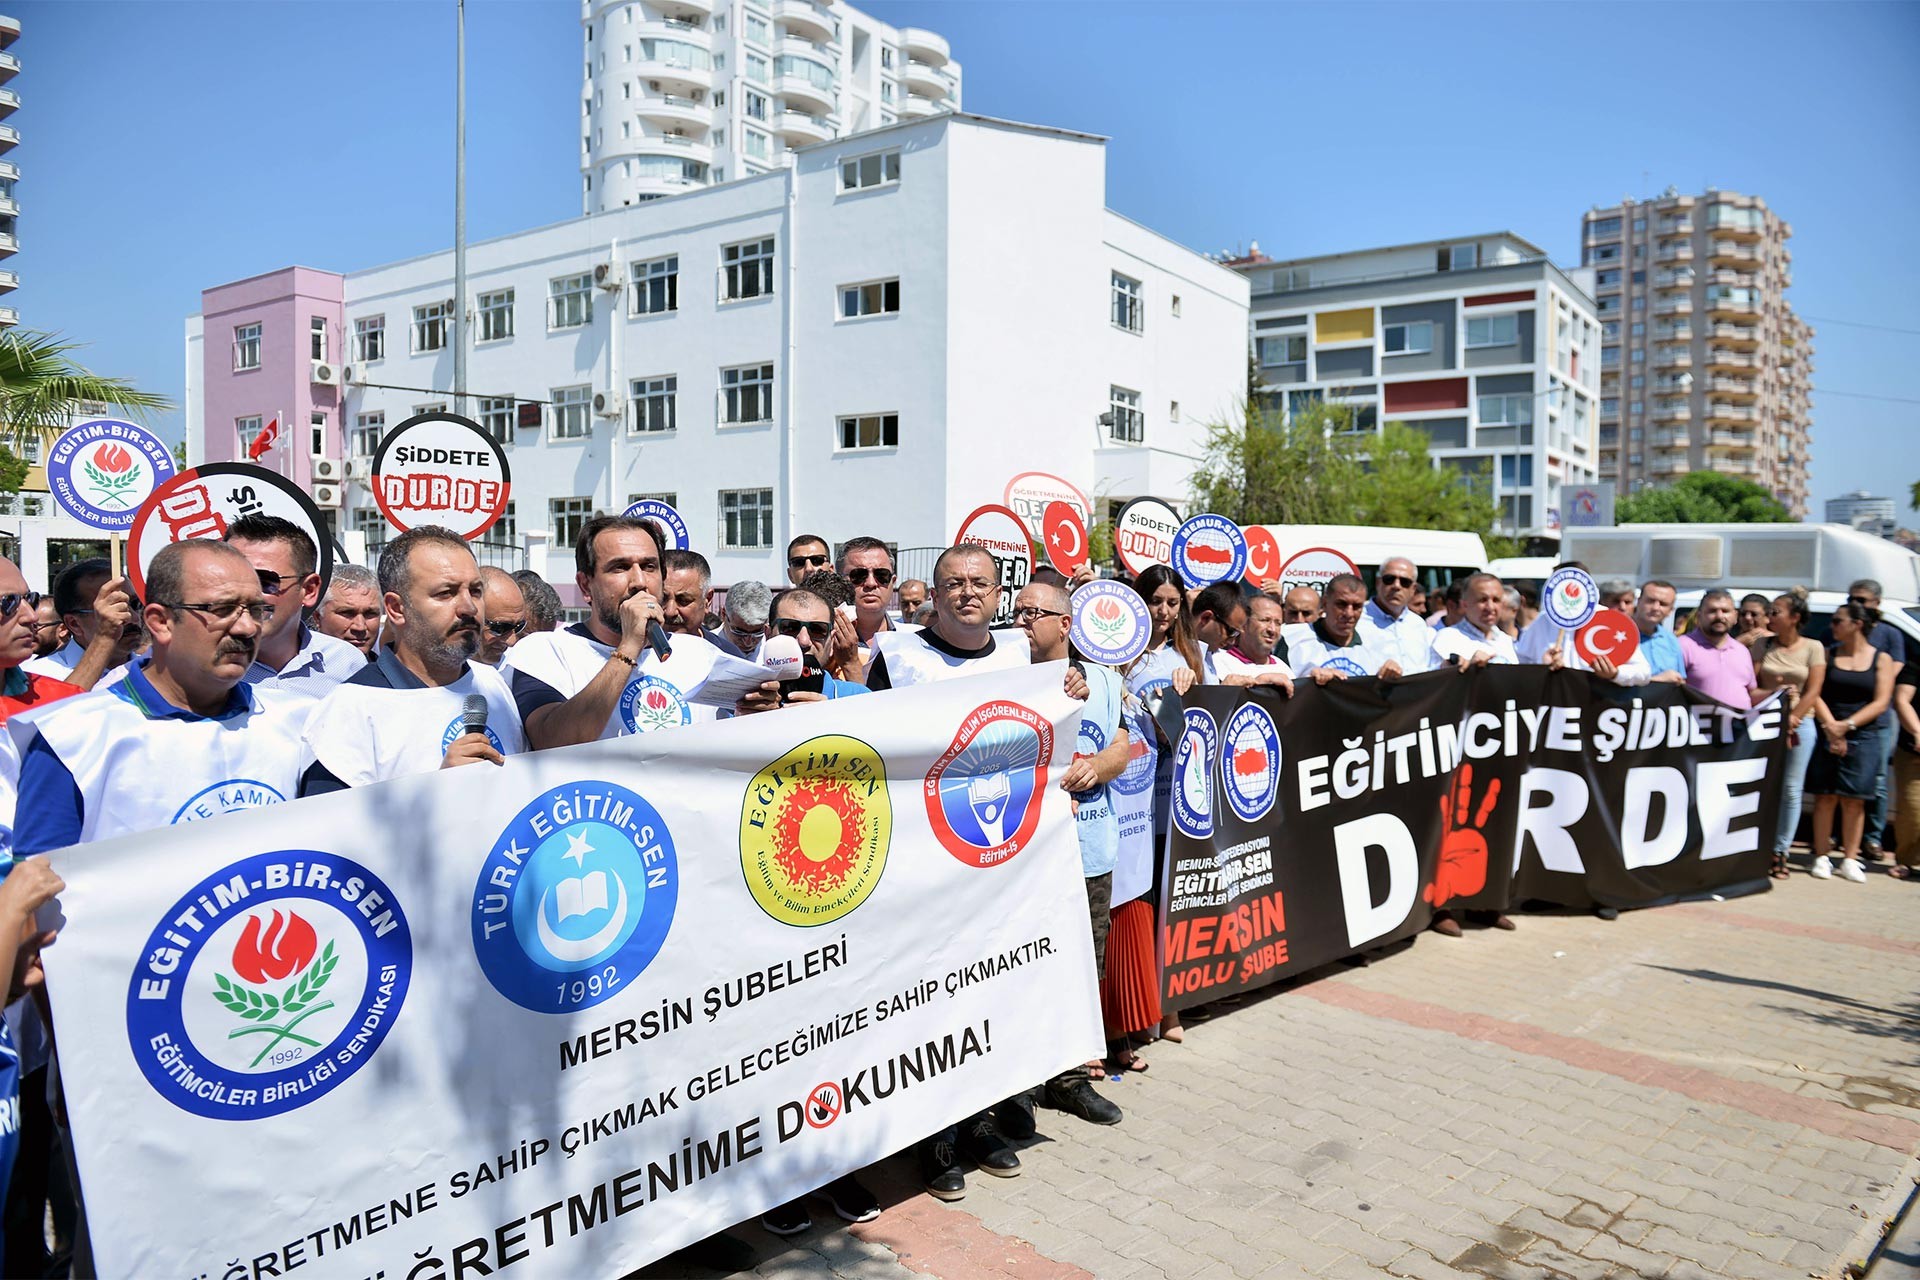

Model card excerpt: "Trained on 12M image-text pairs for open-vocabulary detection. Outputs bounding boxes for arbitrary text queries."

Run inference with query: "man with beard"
[503,515,722,746]
[225,514,365,700]
[26,598,63,660]
[297,527,524,794]
[661,549,745,656]
[1679,589,1759,708]
[1358,556,1434,674]
[22,558,140,690]
[315,564,383,656]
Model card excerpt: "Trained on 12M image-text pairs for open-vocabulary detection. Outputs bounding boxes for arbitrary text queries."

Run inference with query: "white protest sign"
[1003,472,1091,541]
[954,503,1034,627]
[1112,497,1182,577]
[373,412,513,540]
[127,463,336,598]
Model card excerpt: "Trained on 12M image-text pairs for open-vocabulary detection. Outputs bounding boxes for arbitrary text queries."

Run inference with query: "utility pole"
[452,0,468,415]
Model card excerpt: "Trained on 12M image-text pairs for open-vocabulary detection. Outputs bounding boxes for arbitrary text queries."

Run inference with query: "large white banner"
[46,665,1103,1278]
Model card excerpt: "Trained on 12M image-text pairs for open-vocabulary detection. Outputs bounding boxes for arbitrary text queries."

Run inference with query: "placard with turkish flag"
[1042,501,1089,576]
[1574,609,1640,667]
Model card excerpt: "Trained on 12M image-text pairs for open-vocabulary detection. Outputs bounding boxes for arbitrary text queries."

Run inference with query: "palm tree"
[0,329,170,451]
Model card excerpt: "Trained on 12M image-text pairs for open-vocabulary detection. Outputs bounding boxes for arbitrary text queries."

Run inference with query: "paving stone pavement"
[638,864,1920,1280]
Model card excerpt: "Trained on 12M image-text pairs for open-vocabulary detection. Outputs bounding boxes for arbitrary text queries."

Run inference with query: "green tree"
[1615,472,1791,524]
[1188,398,1364,526]
[0,330,170,491]
[1347,423,1499,533]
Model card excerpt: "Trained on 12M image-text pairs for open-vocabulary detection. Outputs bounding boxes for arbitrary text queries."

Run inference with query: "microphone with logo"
[759,634,825,702]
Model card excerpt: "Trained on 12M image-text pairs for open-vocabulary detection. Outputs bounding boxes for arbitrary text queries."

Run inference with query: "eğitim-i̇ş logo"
[924,701,1053,868]
[126,851,411,1120]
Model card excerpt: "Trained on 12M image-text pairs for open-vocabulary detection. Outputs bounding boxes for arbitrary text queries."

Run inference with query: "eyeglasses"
[1377,574,1415,588]
[485,618,527,637]
[164,600,274,625]
[938,578,998,596]
[846,567,895,587]
[788,554,829,570]
[256,570,303,598]
[0,591,43,620]
[774,617,832,640]
[1012,606,1068,624]
[1847,595,1875,606]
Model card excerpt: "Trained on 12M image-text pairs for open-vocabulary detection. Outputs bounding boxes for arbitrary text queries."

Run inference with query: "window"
[310,316,328,362]
[479,397,514,443]
[478,288,515,342]
[1111,273,1143,333]
[1170,400,1180,422]
[233,323,262,371]
[839,150,901,192]
[414,401,447,416]
[549,274,592,329]
[352,507,385,538]
[1631,270,1645,285]
[412,301,450,353]
[1589,217,1622,237]
[550,385,593,439]
[550,497,594,548]
[881,46,893,69]
[493,501,517,543]
[1479,394,1534,426]
[1602,320,1620,340]
[640,38,710,71]
[1500,455,1534,487]
[1465,314,1519,347]
[776,53,833,90]
[719,488,774,550]
[309,413,327,457]
[837,413,898,451]
[720,238,775,302]
[1108,386,1143,444]
[744,89,768,121]
[721,363,774,425]
[743,11,769,43]
[1257,333,1307,367]
[630,375,677,433]
[1632,218,1647,233]
[353,316,385,363]
[629,255,678,316]
[1595,269,1621,288]
[1590,243,1621,263]
[839,279,900,318]
[1383,321,1433,355]
[236,415,265,453]
[1630,322,1645,337]
[352,412,385,457]
[880,82,893,103]
[21,495,42,517]
[1438,243,1479,271]
[1602,397,1619,416]
[1171,294,1182,317]
[745,51,769,84]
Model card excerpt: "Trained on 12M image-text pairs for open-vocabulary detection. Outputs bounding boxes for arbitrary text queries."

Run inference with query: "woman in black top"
[1892,665,1920,880]
[1808,603,1897,882]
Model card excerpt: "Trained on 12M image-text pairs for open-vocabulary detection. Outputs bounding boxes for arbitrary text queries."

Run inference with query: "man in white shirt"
[1434,574,1558,669]
[298,527,524,794]
[842,536,916,663]
[1212,594,1292,685]
[22,558,140,690]
[864,545,1028,690]
[504,515,720,746]
[1516,561,1587,663]
[1357,557,1435,675]
[1291,575,1402,683]
[225,514,365,701]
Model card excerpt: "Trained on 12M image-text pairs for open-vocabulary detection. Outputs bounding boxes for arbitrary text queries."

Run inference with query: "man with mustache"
[297,527,524,794]
[224,514,365,700]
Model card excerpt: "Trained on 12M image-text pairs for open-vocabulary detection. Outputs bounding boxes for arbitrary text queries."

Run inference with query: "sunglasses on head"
[485,618,527,637]
[846,567,894,587]
[788,553,829,570]
[0,591,43,620]
[774,617,832,640]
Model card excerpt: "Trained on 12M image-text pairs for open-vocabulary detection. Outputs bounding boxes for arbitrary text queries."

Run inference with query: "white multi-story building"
[0,12,19,328]
[582,0,960,211]
[185,113,1248,601]
[1226,233,1603,540]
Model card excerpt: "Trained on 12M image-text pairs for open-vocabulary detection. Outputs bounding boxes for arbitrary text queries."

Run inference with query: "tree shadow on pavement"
[1643,964,1920,1067]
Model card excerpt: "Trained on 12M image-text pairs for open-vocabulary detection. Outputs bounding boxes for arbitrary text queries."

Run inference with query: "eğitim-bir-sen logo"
[619,674,693,733]
[924,701,1053,868]
[1171,707,1217,838]
[48,419,177,532]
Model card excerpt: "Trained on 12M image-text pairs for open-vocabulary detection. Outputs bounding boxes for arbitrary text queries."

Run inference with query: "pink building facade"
[198,267,346,493]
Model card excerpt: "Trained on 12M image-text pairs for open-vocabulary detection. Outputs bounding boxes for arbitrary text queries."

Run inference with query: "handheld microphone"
[646,619,673,662]
[461,693,489,738]
[758,633,804,681]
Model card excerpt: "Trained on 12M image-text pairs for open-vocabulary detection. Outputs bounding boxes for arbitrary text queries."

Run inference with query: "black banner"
[1155,668,1786,1010]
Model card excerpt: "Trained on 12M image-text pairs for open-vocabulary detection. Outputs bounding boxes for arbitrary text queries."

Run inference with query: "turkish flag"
[1042,501,1089,575]
[1574,608,1640,667]
[246,416,280,462]
[1244,526,1281,584]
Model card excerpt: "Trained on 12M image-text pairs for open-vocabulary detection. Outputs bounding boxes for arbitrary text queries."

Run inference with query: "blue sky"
[16,0,1919,519]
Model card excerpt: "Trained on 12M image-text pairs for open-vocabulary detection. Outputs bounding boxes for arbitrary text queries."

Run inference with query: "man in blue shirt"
[1851,578,1908,857]
[1633,580,1686,683]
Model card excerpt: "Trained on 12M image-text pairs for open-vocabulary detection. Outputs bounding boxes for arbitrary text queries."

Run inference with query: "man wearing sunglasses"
[1357,556,1436,675]
[839,536,916,664]
[784,533,831,588]
[22,558,140,691]
[224,514,364,702]
[0,562,83,728]
[475,567,528,666]
[298,528,525,794]
[27,599,64,660]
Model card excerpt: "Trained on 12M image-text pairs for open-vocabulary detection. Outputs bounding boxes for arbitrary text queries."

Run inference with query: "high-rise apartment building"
[581,0,960,211]
[1580,189,1813,517]
[1825,490,1897,531]
[1231,233,1603,539]
[0,13,19,328]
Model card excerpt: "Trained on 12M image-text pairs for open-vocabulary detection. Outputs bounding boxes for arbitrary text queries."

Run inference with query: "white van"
[1243,524,1488,592]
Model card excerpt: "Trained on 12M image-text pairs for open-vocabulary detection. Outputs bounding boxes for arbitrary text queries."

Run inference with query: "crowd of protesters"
[0,519,1912,1272]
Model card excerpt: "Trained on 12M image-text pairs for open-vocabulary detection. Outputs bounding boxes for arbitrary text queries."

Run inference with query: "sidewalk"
[646,863,1920,1280]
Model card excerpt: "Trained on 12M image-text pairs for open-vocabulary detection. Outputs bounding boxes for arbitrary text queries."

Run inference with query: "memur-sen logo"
[924,701,1053,868]
[1221,702,1281,823]
[472,782,678,1013]
[740,734,891,927]
[618,674,692,734]
[125,852,411,1121]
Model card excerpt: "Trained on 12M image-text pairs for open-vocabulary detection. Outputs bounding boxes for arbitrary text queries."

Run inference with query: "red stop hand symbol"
[1424,764,1501,907]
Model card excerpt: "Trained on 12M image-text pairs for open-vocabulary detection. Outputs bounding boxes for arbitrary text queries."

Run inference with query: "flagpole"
[452,0,467,418]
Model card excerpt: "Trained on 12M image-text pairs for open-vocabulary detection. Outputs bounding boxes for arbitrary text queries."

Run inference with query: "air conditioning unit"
[312,484,343,509]
[344,365,362,384]
[593,262,623,291]
[592,391,624,418]
[312,457,343,482]
[311,361,339,386]
[346,457,372,480]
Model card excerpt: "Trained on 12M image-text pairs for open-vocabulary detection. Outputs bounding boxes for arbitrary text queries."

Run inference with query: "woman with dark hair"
[1737,593,1773,644]
[1752,590,1824,877]
[1101,565,1203,1059]
[1808,602,1897,882]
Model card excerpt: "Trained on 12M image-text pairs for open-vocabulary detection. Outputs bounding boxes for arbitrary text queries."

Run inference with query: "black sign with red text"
[1155,669,1785,1010]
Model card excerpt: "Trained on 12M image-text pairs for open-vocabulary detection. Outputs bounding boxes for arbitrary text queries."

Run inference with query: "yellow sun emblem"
[740,734,891,926]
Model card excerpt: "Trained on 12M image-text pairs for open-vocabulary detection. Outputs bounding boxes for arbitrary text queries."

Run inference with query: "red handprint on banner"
[1424,764,1501,907]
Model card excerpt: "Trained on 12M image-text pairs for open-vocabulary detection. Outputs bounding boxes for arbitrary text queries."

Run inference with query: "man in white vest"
[1356,556,1435,674]
[865,544,1028,690]
[225,513,365,702]
[298,527,524,795]
[503,515,722,746]
[11,540,310,852]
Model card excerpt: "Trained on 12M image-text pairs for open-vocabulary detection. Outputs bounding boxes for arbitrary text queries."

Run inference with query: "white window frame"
[478,396,514,443]
[309,316,328,363]
[838,278,900,320]
[718,487,774,550]
[412,301,451,353]
[630,255,679,316]
[233,323,262,372]
[1111,272,1143,334]
[719,362,775,426]
[629,375,677,434]
[1465,313,1519,348]
[353,315,385,364]
[836,412,898,452]
[1383,320,1433,355]
[550,496,595,548]
[352,412,385,458]
[838,149,901,193]
[549,385,593,440]
[236,415,265,454]
[309,412,327,457]
[719,238,775,303]
[477,288,515,343]
[548,274,593,330]
[1108,386,1144,445]
[1478,394,1534,427]
[1256,333,1307,368]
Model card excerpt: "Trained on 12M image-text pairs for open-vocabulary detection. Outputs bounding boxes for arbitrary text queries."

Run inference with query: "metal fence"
[364,538,527,573]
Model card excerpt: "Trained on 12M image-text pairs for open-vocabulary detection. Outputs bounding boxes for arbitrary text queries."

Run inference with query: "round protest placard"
[127,463,334,598]
[1170,514,1247,589]
[1003,472,1090,540]
[621,497,689,550]
[954,503,1032,627]
[1274,546,1360,596]
[1112,496,1182,578]
[371,412,512,541]
[1244,525,1282,585]
[1041,501,1090,576]
[1574,608,1640,667]
[1542,565,1599,631]
[46,419,177,532]
[1069,580,1151,666]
